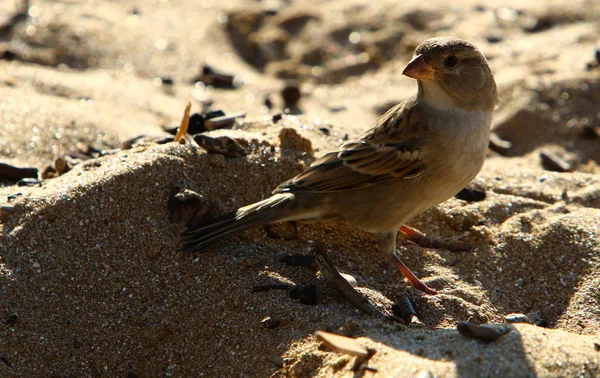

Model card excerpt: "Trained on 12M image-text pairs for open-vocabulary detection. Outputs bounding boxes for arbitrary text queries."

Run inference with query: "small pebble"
[187,113,207,134]
[488,133,512,155]
[7,193,22,200]
[0,162,38,181]
[318,127,330,136]
[580,125,600,140]
[167,187,212,229]
[260,316,281,329]
[279,254,314,268]
[160,77,174,85]
[540,149,573,172]
[272,113,283,123]
[289,284,317,305]
[457,321,509,341]
[281,84,301,107]
[41,165,57,179]
[594,342,600,351]
[195,65,235,88]
[0,356,12,368]
[392,294,419,324]
[486,35,502,43]
[504,313,531,324]
[5,313,18,326]
[54,157,71,175]
[193,135,248,157]
[455,187,486,202]
[205,111,245,131]
[263,96,273,109]
[534,319,549,328]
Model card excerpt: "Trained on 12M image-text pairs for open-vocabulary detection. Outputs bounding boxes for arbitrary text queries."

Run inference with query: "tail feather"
[182,193,295,254]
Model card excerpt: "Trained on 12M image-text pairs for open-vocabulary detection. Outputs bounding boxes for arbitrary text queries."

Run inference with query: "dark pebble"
[41,165,57,179]
[595,49,600,65]
[534,319,549,328]
[264,96,273,109]
[455,187,486,202]
[272,113,283,123]
[193,134,248,157]
[488,133,512,155]
[204,111,246,131]
[204,110,226,120]
[188,113,207,134]
[168,187,212,229]
[7,193,22,200]
[261,316,281,329]
[392,294,419,324]
[54,157,71,175]
[0,356,12,368]
[281,84,301,107]
[540,149,573,172]
[0,162,38,181]
[289,284,317,305]
[194,64,236,88]
[160,77,174,85]
[318,127,330,136]
[580,125,600,140]
[279,254,314,268]
[504,313,531,324]
[486,35,503,43]
[164,113,207,135]
[594,342,600,351]
[5,313,18,326]
[457,321,509,341]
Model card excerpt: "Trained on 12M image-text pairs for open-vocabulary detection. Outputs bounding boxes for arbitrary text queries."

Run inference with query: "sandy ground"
[1,0,600,377]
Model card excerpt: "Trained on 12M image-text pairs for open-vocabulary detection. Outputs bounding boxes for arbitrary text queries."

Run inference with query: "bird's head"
[403,37,498,111]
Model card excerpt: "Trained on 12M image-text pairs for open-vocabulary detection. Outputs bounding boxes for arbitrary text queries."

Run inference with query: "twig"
[174,102,191,142]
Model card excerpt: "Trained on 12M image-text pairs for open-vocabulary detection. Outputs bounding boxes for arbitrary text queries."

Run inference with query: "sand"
[1,0,600,376]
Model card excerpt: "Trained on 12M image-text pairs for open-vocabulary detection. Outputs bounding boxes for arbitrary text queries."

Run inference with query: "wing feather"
[274,96,427,194]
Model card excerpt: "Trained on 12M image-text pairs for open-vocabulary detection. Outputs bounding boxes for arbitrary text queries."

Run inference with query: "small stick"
[174,102,191,142]
[205,111,246,130]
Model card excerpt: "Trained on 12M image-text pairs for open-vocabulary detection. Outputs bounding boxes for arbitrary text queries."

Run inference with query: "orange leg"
[378,231,438,296]
[399,225,469,252]
[388,254,438,295]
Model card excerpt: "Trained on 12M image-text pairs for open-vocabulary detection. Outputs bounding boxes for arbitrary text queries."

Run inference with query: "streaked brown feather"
[274,96,427,194]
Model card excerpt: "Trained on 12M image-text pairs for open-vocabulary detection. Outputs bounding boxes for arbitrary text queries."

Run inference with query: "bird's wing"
[274,97,428,193]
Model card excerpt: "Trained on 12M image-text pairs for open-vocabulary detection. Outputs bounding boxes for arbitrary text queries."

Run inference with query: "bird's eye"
[444,55,458,68]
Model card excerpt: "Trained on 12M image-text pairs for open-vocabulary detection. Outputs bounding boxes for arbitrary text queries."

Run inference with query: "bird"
[183,37,498,295]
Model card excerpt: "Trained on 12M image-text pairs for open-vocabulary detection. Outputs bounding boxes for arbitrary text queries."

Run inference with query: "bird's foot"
[398,225,469,252]
[389,255,438,296]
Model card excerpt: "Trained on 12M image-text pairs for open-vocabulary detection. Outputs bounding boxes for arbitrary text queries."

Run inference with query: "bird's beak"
[402,54,435,80]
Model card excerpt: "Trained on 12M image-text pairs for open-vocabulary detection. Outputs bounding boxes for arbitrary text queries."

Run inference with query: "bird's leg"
[398,225,469,252]
[378,232,438,295]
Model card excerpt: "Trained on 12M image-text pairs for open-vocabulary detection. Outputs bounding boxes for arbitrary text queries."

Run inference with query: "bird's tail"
[182,193,296,254]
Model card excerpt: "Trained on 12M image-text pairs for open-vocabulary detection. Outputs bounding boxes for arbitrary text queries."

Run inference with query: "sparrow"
[183,37,498,295]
